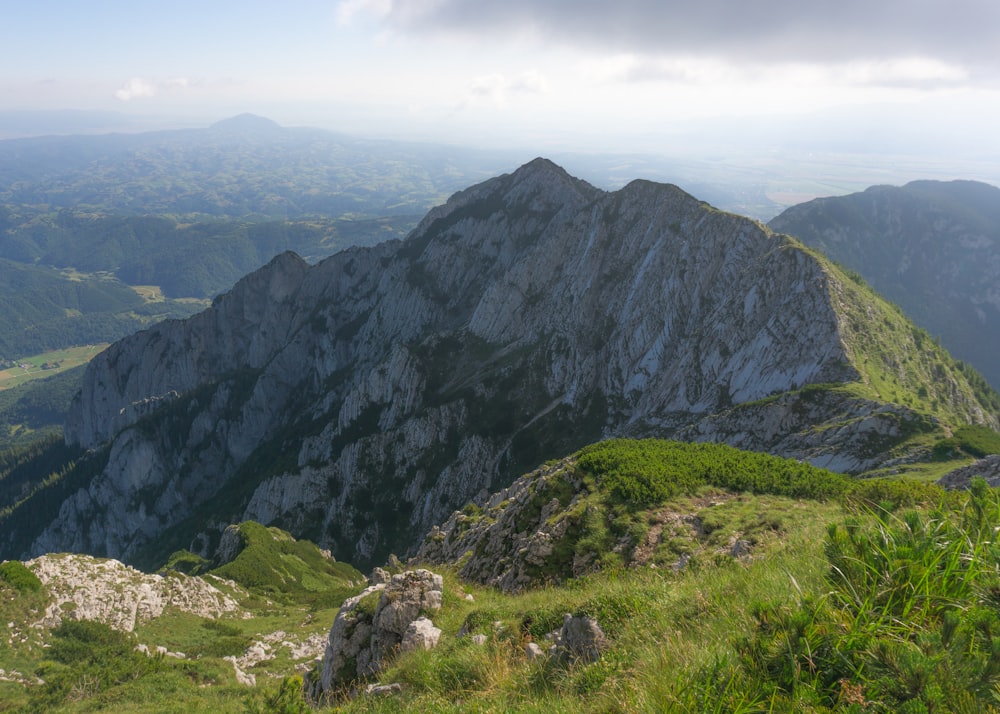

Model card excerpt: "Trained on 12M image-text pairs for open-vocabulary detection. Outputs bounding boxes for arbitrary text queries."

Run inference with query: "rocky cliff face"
[22,160,996,568]
[769,180,1000,391]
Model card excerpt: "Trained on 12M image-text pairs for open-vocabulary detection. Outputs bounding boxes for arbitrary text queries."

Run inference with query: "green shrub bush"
[733,477,1000,711]
[0,559,42,592]
[576,439,851,507]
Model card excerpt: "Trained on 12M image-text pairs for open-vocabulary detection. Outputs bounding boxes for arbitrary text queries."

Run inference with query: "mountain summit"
[11,160,995,567]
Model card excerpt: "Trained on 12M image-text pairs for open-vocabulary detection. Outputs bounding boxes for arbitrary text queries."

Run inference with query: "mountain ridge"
[770,179,1000,391]
[6,160,995,569]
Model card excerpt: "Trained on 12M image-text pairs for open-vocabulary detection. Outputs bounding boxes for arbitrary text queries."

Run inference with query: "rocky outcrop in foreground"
[311,569,443,700]
[26,553,245,632]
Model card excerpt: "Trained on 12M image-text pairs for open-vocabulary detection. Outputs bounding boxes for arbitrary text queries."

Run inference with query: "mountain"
[769,180,1000,391]
[0,257,200,359]
[0,210,415,301]
[2,159,995,570]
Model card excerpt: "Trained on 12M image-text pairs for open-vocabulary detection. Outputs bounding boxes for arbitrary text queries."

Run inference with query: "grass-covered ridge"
[5,436,999,711]
[169,521,365,606]
[817,248,1000,426]
[329,473,1000,712]
[419,439,948,594]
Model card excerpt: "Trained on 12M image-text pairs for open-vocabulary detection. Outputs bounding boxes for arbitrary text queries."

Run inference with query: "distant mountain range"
[0,113,515,220]
[770,180,1000,391]
[3,159,993,569]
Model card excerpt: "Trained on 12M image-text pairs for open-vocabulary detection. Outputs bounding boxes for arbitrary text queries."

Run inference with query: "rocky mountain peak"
[13,160,995,568]
[769,179,1000,391]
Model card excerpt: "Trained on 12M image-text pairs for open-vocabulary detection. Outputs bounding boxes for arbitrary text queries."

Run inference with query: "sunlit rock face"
[30,159,990,568]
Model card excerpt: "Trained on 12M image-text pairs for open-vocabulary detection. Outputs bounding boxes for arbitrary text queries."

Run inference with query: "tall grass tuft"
[736,477,1000,712]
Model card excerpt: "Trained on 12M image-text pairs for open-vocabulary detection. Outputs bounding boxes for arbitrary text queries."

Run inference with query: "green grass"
[933,424,1000,459]
[0,345,107,391]
[819,254,1000,427]
[206,521,364,604]
[328,514,840,712]
[5,440,1000,712]
[0,520,368,714]
[320,480,1000,712]
[577,438,852,506]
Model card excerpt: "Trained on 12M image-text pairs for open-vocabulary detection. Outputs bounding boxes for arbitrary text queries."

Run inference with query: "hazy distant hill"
[770,180,1000,390]
[0,113,515,220]
[0,258,199,360]
[0,209,414,300]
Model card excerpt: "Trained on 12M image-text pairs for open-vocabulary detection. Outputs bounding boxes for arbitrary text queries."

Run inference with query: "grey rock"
[729,539,753,559]
[214,525,244,566]
[938,455,1000,489]
[314,569,443,699]
[552,614,608,664]
[364,683,403,696]
[470,634,488,646]
[400,617,441,653]
[524,642,545,660]
[26,554,244,632]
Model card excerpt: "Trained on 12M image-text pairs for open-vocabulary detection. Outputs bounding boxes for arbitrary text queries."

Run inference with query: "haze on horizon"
[2,0,999,191]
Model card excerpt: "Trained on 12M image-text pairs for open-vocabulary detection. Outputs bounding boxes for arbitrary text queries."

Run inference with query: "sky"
[2,0,1000,172]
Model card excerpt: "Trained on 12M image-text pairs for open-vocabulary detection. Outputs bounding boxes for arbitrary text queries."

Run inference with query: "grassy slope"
[328,442,998,713]
[0,523,364,713]
[3,440,1000,712]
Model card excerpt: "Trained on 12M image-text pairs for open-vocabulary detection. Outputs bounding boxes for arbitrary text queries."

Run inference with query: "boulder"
[313,569,444,698]
[400,617,441,653]
[550,614,608,664]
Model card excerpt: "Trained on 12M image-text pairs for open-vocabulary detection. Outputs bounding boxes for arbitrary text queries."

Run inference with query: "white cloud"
[466,70,548,108]
[114,77,157,102]
[371,0,1000,87]
[835,58,969,88]
[581,55,738,85]
[114,76,192,102]
[335,0,393,27]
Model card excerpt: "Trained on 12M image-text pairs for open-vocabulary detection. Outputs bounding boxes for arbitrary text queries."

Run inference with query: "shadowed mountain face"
[770,180,1000,391]
[7,160,994,569]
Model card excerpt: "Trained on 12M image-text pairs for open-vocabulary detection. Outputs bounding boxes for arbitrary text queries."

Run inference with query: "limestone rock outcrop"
[938,455,1000,489]
[312,569,443,698]
[549,614,608,664]
[26,553,244,632]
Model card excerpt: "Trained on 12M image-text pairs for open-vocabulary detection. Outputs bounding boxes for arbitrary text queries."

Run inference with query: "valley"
[0,345,108,391]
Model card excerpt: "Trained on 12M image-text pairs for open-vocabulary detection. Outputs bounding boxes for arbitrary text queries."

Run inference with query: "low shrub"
[0,559,42,592]
[576,439,851,507]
